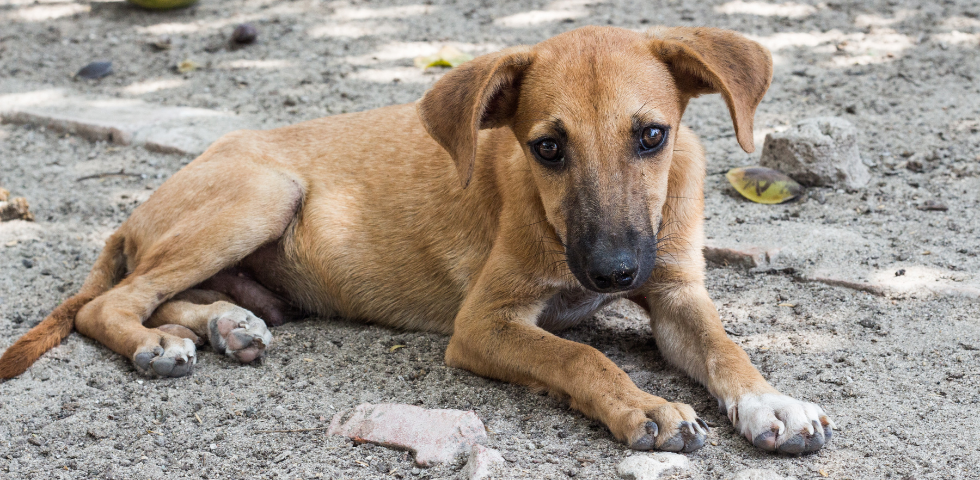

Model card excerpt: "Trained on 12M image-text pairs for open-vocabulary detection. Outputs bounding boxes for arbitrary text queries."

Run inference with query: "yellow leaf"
[177,59,201,73]
[726,167,802,204]
[414,46,473,70]
[389,345,406,353]
[777,303,796,307]
[819,469,829,477]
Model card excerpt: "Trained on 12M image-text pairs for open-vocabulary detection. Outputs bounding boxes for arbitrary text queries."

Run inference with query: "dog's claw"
[696,417,710,433]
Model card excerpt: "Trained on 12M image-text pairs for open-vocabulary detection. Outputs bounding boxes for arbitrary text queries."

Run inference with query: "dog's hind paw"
[208,307,273,363]
[727,393,834,454]
[134,334,197,377]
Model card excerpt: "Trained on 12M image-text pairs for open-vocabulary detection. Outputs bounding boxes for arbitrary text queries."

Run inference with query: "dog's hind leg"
[146,290,273,364]
[74,154,303,377]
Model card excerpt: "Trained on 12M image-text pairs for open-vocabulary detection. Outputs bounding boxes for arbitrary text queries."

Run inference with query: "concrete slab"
[0,88,261,156]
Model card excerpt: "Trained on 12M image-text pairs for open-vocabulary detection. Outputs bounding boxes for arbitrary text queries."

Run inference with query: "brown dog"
[0,26,833,454]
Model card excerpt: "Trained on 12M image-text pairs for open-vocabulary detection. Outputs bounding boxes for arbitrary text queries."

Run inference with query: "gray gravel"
[2,0,980,479]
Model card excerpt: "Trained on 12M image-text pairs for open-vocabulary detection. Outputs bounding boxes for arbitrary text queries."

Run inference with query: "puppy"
[0,26,833,454]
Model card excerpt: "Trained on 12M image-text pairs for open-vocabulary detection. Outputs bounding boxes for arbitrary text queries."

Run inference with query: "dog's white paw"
[134,336,197,377]
[727,393,834,454]
[208,307,273,363]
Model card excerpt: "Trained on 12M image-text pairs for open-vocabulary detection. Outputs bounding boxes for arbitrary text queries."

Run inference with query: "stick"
[256,426,331,434]
[76,170,144,182]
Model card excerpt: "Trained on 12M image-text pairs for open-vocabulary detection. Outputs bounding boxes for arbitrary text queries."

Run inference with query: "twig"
[256,426,331,434]
[76,169,144,182]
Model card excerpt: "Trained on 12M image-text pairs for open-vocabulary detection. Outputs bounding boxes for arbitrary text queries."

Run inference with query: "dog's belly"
[537,288,617,332]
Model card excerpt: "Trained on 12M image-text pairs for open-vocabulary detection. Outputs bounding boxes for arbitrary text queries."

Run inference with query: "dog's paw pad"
[658,420,708,453]
[628,422,660,450]
[208,308,273,363]
[730,393,834,455]
[133,337,197,378]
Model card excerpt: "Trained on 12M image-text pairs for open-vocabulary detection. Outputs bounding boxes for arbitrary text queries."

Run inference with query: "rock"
[461,444,504,480]
[616,453,690,480]
[732,468,798,480]
[0,89,263,156]
[760,117,870,190]
[703,242,797,271]
[328,403,487,467]
[0,189,34,222]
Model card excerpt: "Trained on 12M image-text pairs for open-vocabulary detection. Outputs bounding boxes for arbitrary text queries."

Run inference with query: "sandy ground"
[2,0,980,478]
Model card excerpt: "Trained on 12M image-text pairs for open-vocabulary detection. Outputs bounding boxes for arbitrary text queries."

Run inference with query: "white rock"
[760,117,870,190]
[328,403,488,467]
[616,453,690,480]
[461,444,505,480]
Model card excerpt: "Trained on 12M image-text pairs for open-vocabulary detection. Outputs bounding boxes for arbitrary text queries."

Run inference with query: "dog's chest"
[536,288,617,332]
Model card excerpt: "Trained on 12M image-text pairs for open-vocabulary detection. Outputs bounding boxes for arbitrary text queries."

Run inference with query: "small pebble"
[22,259,33,268]
[76,61,113,79]
[231,24,258,45]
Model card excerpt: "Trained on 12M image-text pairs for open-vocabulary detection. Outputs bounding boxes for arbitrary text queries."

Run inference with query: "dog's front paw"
[134,333,197,377]
[208,307,273,363]
[728,393,834,454]
[626,402,709,453]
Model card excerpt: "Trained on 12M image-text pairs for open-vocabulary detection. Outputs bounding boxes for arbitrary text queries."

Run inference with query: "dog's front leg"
[446,254,708,452]
[640,280,834,454]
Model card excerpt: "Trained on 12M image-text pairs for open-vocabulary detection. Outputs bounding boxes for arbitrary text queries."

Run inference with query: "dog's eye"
[640,126,666,151]
[533,139,563,164]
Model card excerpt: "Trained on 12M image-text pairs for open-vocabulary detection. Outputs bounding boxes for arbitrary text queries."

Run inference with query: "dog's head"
[418,26,772,293]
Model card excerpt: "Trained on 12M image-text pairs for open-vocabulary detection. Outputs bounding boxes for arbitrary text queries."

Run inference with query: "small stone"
[75,61,113,80]
[761,117,869,190]
[231,24,258,45]
[0,196,34,222]
[616,453,690,480]
[328,403,488,466]
[733,468,799,480]
[22,259,33,268]
[461,444,504,480]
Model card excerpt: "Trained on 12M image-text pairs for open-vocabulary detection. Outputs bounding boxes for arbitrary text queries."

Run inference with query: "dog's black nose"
[589,255,638,292]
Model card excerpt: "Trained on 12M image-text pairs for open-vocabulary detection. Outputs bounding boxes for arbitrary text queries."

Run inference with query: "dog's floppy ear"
[648,27,773,153]
[417,47,535,188]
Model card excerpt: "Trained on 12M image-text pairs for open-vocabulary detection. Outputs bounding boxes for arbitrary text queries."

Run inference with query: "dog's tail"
[0,234,126,379]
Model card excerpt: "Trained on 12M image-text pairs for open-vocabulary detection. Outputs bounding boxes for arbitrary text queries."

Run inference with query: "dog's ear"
[417,47,535,188]
[648,27,773,153]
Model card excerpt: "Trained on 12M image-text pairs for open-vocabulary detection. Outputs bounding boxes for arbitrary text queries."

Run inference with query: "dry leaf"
[726,166,802,204]
[414,46,473,70]
[389,345,406,353]
[177,59,201,73]
[777,303,796,307]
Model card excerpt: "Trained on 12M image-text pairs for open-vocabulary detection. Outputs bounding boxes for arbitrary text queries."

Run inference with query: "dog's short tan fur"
[0,26,833,454]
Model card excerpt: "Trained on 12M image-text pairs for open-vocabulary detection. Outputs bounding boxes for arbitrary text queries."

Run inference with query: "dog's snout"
[588,252,639,292]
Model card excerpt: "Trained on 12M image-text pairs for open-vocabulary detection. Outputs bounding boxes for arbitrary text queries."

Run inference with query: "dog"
[0,26,833,454]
